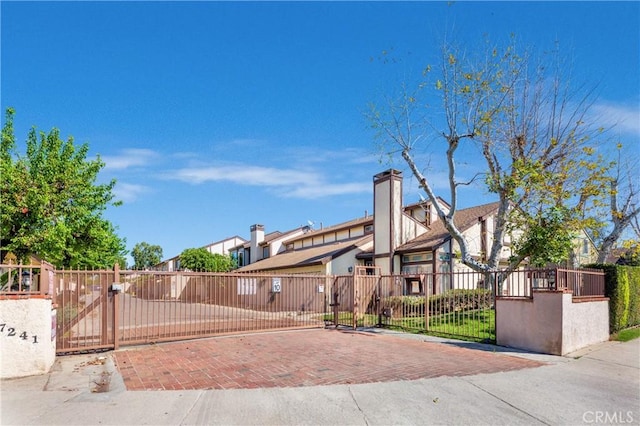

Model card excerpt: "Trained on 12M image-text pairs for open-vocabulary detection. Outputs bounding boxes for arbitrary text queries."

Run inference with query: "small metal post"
[424,275,430,332]
[331,290,339,328]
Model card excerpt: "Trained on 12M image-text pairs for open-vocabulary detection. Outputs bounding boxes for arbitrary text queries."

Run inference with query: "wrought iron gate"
[54,268,330,354]
[327,268,498,343]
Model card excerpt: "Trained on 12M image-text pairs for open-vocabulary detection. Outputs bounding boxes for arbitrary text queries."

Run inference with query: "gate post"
[112,264,120,350]
[352,274,358,329]
[376,277,382,328]
[101,272,109,346]
[423,274,429,332]
[493,271,498,340]
[330,290,339,328]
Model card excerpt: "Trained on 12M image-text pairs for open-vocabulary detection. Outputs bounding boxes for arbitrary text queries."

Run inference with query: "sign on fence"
[271,277,282,293]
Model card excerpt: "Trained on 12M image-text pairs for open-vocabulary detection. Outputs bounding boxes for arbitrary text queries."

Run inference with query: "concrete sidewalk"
[1,330,638,425]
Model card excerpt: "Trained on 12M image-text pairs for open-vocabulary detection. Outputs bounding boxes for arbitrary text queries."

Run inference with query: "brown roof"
[236,235,373,272]
[262,231,284,243]
[605,247,636,264]
[397,202,501,252]
[403,196,451,211]
[231,230,284,250]
[285,216,373,244]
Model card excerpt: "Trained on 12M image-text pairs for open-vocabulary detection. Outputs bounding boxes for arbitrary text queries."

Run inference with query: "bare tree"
[595,152,640,263]
[368,37,614,275]
[631,213,640,240]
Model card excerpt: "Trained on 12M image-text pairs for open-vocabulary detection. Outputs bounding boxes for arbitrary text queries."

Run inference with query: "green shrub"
[586,264,640,333]
[379,289,493,318]
[626,266,640,328]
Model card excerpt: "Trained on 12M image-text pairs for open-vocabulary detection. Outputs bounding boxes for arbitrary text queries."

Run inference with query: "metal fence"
[494,267,606,299]
[116,270,330,346]
[326,267,606,343]
[555,268,605,298]
[353,272,497,343]
[50,268,332,353]
[1,263,605,352]
[52,268,120,353]
[0,262,54,295]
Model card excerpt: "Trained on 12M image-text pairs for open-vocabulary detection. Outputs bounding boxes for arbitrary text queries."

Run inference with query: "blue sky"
[2,1,639,264]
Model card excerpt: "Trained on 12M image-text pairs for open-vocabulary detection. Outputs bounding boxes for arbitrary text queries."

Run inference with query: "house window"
[238,252,244,266]
[401,251,433,275]
[402,252,433,263]
[364,224,374,233]
[582,239,589,255]
[401,264,431,274]
[262,246,270,259]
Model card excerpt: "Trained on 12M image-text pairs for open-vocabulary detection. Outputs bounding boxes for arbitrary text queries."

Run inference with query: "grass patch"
[385,309,496,342]
[612,327,640,342]
[322,308,496,343]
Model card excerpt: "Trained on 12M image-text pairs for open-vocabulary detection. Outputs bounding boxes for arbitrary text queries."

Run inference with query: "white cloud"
[172,165,319,186]
[282,146,378,166]
[102,149,159,170]
[113,182,150,203]
[590,102,640,136]
[284,182,372,199]
[167,165,371,199]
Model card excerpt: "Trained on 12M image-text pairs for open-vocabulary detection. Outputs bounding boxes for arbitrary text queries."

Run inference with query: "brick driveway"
[113,329,545,391]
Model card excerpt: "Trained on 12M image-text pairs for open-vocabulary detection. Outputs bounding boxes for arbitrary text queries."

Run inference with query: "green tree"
[512,206,576,267]
[368,37,614,276]
[179,247,236,272]
[0,108,126,268]
[131,242,163,270]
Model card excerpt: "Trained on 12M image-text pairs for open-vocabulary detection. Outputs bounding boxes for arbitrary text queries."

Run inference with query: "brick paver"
[114,329,545,391]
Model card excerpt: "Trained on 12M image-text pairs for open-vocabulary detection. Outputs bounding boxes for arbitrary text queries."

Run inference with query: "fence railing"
[115,271,330,346]
[1,263,606,352]
[51,268,333,352]
[555,268,605,298]
[501,267,605,299]
[0,263,54,296]
[366,272,497,342]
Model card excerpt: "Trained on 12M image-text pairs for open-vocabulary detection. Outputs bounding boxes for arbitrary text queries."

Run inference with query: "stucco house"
[229,225,311,269]
[155,235,247,271]
[235,218,374,275]
[236,169,511,282]
[235,169,597,296]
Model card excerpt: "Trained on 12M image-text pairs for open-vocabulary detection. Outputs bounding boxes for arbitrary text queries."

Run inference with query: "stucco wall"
[465,222,482,255]
[497,291,564,354]
[497,291,609,355]
[562,297,609,354]
[0,297,56,379]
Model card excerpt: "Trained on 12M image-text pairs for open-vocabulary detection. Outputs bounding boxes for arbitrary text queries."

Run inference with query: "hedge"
[585,264,640,333]
[379,289,493,318]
